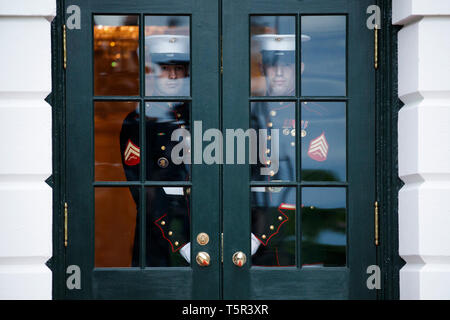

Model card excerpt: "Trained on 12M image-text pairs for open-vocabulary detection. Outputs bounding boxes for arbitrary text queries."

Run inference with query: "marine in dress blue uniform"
[251,33,320,266]
[251,32,346,266]
[120,35,191,267]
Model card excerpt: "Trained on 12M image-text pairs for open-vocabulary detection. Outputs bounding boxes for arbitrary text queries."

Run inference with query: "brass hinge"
[221,233,224,263]
[220,36,223,74]
[374,25,378,69]
[63,25,67,69]
[64,202,68,247]
[374,201,379,246]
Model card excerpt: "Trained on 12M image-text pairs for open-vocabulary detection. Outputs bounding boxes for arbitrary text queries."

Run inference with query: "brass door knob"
[196,252,211,267]
[232,251,247,267]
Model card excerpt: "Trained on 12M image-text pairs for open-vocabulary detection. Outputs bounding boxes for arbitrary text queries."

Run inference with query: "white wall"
[0,0,55,299]
[393,0,450,300]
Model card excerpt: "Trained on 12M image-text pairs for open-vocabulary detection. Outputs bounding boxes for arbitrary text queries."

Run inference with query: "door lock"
[232,251,247,267]
[196,252,211,267]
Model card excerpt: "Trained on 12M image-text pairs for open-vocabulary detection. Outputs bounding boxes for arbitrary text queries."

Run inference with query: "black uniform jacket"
[120,102,191,267]
[250,101,342,266]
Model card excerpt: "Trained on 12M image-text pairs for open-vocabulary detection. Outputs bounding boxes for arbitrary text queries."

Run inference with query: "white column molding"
[393,0,450,25]
[0,0,55,299]
[0,0,56,21]
[394,0,450,300]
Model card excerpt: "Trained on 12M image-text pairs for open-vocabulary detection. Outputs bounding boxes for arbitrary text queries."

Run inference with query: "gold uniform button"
[268,122,273,128]
[270,170,275,177]
[291,142,295,147]
[177,113,181,118]
[161,221,166,226]
[283,128,290,135]
[261,235,267,240]
[175,241,179,246]
[270,111,277,117]
[267,135,271,140]
[161,146,166,151]
[278,216,283,221]
[291,129,296,137]
[266,148,270,154]
[270,225,275,230]
[310,206,315,210]
[301,130,307,137]
[157,157,169,168]
[168,231,173,236]
[266,160,271,165]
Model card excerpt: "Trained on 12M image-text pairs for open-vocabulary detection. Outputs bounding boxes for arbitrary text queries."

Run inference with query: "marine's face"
[265,62,296,96]
[264,59,305,96]
[155,64,189,96]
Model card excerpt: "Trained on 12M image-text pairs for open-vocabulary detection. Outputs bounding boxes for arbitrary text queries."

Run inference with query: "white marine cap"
[253,34,311,52]
[145,35,189,55]
[145,34,190,63]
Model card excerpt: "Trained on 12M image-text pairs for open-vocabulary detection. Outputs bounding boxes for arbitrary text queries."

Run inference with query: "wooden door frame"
[49,0,403,300]
[373,0,405,301]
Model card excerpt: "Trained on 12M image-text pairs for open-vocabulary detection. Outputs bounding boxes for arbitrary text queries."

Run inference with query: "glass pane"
[95,101,140,181]
[94,15,140,96]
[251,101,295,181]
[251,16,296,97]
[145,16,190,96]
[147,187,191,267]
[95,187,139,267]
[301,188,346,267]
[145,102,191,181]
[251,186,296,267]
[301,101,346,182]
[301,16,346,96]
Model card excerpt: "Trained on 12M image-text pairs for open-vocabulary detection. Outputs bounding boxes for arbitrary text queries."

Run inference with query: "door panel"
[222,0,375,299]
[65,0,219,299]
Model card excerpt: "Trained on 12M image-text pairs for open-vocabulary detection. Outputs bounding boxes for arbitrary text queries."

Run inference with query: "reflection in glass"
[145,102,191,181]
[251,101,295,181]
[95,187,139,267]
[301,16,346,96]
[95,101,140,181]
[301,101,346,182]
[147,187,191,267]
[251,187,296,267]
[251,16,296,97]
[301,188,346,267]
[145,16,190,96]
[94,15,140,96]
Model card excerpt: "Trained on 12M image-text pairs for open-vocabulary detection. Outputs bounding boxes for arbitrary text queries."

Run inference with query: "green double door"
[65,0,375,299]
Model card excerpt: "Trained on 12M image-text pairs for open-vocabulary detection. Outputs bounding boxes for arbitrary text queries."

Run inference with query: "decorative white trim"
[394,0,450,300]
[0,0,55,300]
[0,0,56,21]
[393,0,450,25]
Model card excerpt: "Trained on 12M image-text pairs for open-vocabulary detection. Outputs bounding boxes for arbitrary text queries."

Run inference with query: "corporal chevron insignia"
[307,132,329,162]
[124,139,140,166]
